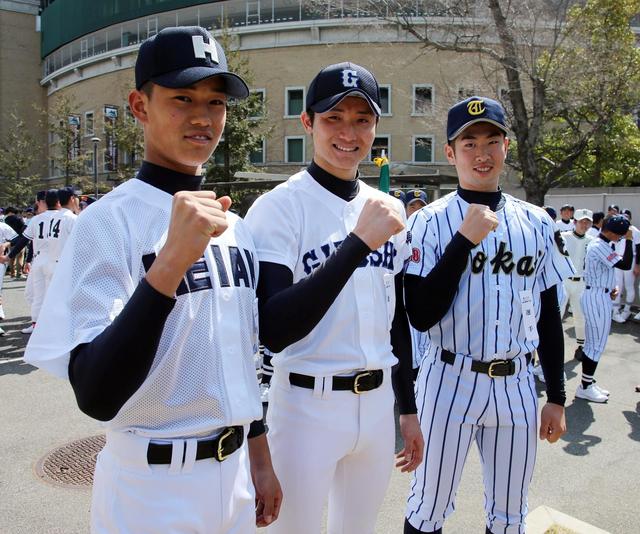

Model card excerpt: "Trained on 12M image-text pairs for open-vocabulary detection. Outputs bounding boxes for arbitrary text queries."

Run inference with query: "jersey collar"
[136,161,203,196]
[456,185,504,211]
[307,160,359,202]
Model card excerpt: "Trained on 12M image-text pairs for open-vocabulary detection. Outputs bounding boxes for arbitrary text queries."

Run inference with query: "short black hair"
[36,190,46,201]
[5,206,18,215]
[140,81,154,99]
[592,211,605,225]
[58,187,76,206]
[45,189,59,209]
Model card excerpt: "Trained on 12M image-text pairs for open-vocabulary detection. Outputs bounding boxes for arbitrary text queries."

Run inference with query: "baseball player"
[611,209,640,323]
[245,62,424,534]
[24,26,281,532]
[2,189,61,334]
[560,209,594,361]
[404,96,574,534]
[0,220,19,335]
[406,189,428,218]
[587,211,605,238]
[578,215,634,402]
[556,204,575,232]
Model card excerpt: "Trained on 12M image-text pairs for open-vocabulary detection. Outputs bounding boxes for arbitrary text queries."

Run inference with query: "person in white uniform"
[246,62,423,534]
[612,209,640,323]
[556,204,575,232]
[0,220,18,335]
[23,26,281,533]
[560,209,594,361]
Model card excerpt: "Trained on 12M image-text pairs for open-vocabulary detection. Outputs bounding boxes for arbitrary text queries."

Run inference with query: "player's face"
[406,200,426,217]
[574,218,592,235]
[560,208,572,220]
[130,77,227,174]
[445,123,509,192]
[302,96,376,180]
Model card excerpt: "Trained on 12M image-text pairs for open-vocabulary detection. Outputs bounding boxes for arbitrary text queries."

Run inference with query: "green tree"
[0,111,40,205]
[104,107,144,183]
[205,27,271,184]
[367,0,640,204]
[42,94,90,187]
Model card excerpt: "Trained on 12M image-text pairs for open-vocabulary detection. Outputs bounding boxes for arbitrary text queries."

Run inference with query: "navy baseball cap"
[390,189,406,203]
[406,189,428,207]
[447,96,508,141]
[306,62,381,116]
[604,215,630,235]
[543,206,557,220]
[135,26,249,98]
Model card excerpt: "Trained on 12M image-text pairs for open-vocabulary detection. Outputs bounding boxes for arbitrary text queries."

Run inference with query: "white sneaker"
[612,312,627,324]
[634,311,640,321]
[576,383,608,403]
[0,304,4,320]
[532,364,545,383]
[21,323,35,334]
[593,382,610,396]
[259,383,270,404]
[0,326,5,336]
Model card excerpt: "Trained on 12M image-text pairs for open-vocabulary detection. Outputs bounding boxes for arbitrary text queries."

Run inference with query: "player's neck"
[137,161,203,195]
[457,185,504,211]
[308,160,359,202]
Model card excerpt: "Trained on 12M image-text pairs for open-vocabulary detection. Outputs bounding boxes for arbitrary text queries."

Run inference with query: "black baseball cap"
[447,96,508,141]
[58,186,79,205]
[306,62,381,116]
[604,215,630,235]
[135,26,249,98]
[607,204,620,212]
[406,190,428,207]
[543,206,557,220]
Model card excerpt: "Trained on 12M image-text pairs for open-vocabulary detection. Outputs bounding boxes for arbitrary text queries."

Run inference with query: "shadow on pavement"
[0,359,37,376]
[622,401,640,443]
[560,400,600,456]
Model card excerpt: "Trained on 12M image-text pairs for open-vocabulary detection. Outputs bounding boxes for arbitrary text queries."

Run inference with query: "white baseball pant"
[581,288,613,362]
[560,279,586,344]
[613,268,636,311]
[406,349,537,534]
[265,369,395,534]
[25,257,53,323]
[0,262,6,294]
[92,429,255,534]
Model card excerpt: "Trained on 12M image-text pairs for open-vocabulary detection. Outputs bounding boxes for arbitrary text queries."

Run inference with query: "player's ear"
[444,142,456,165]
[300,111,313,135]
[128,89,149,124]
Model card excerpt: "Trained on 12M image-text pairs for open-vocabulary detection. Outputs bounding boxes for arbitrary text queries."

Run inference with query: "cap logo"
[192,35,219,63]
[467,100,485,116]
[341,69,359,88]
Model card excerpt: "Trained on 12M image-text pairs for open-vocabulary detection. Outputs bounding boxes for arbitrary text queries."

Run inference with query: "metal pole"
[91,137,100,199]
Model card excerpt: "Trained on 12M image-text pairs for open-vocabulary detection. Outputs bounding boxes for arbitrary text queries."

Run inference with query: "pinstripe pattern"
[404,192,573,533]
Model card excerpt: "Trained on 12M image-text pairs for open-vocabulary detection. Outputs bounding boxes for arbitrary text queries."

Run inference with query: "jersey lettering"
[192,35,219,63]
[302,240,397,275]
[142,244,256,296]
[471,242,537,276]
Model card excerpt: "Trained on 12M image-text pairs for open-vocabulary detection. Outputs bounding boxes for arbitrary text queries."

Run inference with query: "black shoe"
[574,346,584,361]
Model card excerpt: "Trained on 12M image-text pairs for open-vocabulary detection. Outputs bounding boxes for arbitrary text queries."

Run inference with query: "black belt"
[289,369,384,394]
[146,426,244,464]
[568,276,582,281]
[440,350,531,377]
[585,285,609,293]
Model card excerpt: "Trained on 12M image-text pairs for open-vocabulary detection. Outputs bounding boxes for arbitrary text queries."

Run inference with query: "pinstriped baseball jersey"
[406,192,575,360]
[583,237,622,289]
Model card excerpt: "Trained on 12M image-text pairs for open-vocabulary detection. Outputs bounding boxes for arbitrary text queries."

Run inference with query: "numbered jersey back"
[23,210,64,259]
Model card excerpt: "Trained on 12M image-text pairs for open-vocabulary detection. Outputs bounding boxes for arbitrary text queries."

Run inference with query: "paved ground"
[1,277,639,533]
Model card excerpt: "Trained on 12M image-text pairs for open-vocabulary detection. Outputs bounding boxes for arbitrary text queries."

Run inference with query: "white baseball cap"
[574,208,593,221]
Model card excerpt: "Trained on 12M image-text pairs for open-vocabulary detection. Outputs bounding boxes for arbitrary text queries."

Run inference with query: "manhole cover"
[35,434,105,488]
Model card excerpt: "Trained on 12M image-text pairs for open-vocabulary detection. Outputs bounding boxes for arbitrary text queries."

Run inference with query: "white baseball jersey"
[561,231,593,276]
[45,208,78,263]
[586,226,600,238]
[0,221,17,243]
[583,237,622,289]
[245,170,409,376]
[24,179,262,438]
[23,209,62,258]
[406,192,575,361]
[614,224,640,257]
[556,219,574,232]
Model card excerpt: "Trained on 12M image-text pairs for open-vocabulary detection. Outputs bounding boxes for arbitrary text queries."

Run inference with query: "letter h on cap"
[192,36,218,63]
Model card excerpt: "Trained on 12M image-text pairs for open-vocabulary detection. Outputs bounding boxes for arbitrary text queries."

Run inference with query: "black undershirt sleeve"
[404,232,475,332]
[614,239,633,270]
[635,244,640,265]
[257,233,371,353]
[68,279,176,421]
[536,286,566,406]
[390,273,417,414]
[8,234,30,260]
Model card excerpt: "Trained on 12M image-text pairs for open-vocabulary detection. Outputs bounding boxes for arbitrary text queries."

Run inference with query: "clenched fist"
[459,204,498,245]
[146,190,232,296]
[353,197,405,250]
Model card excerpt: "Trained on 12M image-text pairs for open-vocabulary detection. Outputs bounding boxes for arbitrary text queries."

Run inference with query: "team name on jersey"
[142,244,256,297]
[470,241,540,276]
[302,240,397,275]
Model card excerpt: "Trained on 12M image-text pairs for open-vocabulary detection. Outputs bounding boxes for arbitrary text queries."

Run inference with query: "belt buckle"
[353,371,372,394]
[216,427,235,462]
[488,360,506,378]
